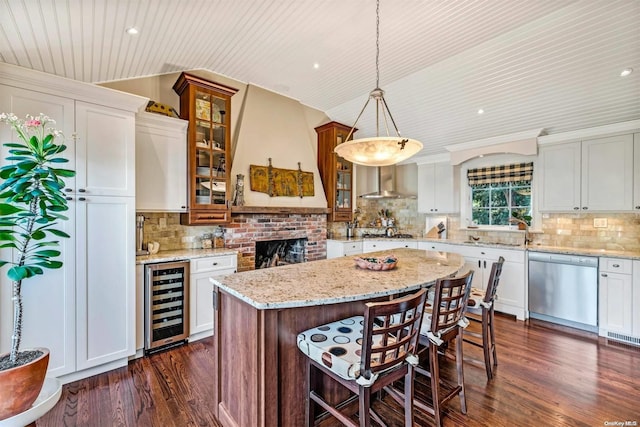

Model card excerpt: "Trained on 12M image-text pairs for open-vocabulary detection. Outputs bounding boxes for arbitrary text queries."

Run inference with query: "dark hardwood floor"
[37,315,640,426]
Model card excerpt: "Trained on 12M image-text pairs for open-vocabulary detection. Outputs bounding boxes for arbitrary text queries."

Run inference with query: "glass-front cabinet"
[315,121,356,222]
[173,73,238,225]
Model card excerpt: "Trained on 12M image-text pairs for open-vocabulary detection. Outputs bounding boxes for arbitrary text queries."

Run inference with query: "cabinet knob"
[181,206,186,209]
[635,206,640,209]
[582,206,588,210]
[212,262,218,266]
[65,188,72,193]
[601,273,608,277]
[573,207,579,210]
[78,197,86,201]
[65,196,73,201]
[78,188,86,193]
[612,264,620,268]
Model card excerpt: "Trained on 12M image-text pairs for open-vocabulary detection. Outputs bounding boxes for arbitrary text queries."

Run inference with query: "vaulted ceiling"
[1,0,639,157]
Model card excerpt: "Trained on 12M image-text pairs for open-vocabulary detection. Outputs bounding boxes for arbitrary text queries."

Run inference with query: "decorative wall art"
[250,159,314,198]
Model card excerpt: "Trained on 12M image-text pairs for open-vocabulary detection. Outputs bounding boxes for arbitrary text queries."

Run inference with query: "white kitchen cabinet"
[326,240,363,258]
[135,112,188,212]
[190,254,237,341]
[539,134,634,212]
[599,258,633,339]
[634,133,640,211]
[417,162,458,214]
[452,245,526,320]
[362,240,418,253]
[0,65,146,381]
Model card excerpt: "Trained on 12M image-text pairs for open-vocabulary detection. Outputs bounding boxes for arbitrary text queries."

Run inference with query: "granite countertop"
[135,248,237,265]
[210,248,465,310]
[329,237,640,260]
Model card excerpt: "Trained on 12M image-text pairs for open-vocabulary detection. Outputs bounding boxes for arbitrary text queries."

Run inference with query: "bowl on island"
[354,254,398,271]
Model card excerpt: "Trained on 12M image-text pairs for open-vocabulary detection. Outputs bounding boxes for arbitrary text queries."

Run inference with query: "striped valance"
[467,162,533,186]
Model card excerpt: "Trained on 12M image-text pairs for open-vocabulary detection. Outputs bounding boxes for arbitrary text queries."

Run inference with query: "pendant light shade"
[334,0,423,166]
[335,137,423,167]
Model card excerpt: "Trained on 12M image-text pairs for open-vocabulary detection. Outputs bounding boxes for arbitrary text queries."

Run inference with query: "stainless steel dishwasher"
[528,252,598,332]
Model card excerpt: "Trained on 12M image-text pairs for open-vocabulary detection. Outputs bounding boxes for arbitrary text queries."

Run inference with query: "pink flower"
[25,119,42,127]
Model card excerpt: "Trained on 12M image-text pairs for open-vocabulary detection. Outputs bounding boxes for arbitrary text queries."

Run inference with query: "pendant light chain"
[376,0,380,89]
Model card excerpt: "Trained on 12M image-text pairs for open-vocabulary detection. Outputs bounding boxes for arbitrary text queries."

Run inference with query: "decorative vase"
[0,348,50,420]
[518,223,526,230]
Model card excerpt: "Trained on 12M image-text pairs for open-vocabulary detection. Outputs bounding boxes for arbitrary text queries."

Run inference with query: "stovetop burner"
[361,233,414,239]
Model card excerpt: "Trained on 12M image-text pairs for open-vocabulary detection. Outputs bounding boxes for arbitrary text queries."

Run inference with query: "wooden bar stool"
[297,288,428,427]
[464,256,504,380]
[388,271,473,427]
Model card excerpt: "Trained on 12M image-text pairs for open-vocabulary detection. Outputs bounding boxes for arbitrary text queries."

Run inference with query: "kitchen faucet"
[509,217,533,246]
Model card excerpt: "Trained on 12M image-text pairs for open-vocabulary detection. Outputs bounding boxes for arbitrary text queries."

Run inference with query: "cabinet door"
[75,102,136,197]
[190,273,216,335]
[0,86,76,376]
[76,196,136,370]
[494,260,525,314]
[599,271,633,335]
[633,133,640,211]
[135,112,188,211]
[581,134,634,211]
[418,163,457,213]
[539,142,581,211]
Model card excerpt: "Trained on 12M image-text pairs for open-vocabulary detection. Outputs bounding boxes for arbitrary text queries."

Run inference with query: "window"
[467,162,533,227]
[471,182,531,226]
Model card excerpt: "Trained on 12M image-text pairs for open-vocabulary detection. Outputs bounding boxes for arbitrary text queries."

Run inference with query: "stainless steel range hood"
[359,165,417,199]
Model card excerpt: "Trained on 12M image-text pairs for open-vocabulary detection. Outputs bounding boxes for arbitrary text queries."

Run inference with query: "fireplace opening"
[255,238,307,269]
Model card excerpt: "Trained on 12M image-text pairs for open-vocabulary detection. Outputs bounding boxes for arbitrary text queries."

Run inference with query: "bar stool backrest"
[360,288,428,382]
[483,256,505,305]
[430,271,473,334]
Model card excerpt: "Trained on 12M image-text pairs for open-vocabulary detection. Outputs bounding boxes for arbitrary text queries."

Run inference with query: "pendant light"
[334,0,423,167]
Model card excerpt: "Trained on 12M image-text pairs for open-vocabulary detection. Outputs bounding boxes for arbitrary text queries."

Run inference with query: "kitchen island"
[209,248,464,427]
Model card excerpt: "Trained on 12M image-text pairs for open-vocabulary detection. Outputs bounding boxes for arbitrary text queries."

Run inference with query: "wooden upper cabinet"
[173,73,238,225]
[315,121,356,222]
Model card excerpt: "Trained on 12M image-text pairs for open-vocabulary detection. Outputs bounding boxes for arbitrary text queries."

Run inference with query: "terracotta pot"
[518,223,527,230]
[0,348,49,420]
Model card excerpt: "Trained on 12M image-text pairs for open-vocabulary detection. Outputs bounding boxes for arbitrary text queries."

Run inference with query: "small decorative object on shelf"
[233,174,245,206]
[354,255,398,271]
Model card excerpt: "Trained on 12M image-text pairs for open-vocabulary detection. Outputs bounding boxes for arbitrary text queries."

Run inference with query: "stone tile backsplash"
[327,200,640,252]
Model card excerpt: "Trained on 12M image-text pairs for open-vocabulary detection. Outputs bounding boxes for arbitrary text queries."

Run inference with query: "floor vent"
[607,332,640,347]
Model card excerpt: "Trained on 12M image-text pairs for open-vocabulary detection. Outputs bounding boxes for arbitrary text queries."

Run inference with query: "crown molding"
[537,120,640,145]
[0,62,148,112]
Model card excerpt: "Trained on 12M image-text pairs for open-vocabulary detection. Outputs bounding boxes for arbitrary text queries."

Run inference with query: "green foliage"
[0,113,75,363]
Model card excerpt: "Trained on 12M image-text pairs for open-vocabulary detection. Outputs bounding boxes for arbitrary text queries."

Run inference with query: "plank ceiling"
[1,0,639,157]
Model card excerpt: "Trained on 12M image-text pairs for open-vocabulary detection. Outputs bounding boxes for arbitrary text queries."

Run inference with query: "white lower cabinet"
[599,258,634,341]
[326,240,363,258]
[362,240,418,253]
[634,261,640,339]
[452,245,526,320]
[189,254,237,341]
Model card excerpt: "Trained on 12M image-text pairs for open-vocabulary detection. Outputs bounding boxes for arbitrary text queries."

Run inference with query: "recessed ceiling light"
[477,109,484,115]
[126,27,139,35]
[620,68,633,77]
[313,63,320,70]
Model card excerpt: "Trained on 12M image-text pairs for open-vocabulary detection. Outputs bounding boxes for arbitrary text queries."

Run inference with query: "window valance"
[467,162,533,186]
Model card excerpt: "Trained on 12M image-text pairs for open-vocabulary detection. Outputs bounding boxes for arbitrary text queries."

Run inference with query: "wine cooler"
[144,261,190,353]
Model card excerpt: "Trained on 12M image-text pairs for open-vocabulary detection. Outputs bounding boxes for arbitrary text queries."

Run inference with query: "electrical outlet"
[159,217,167,228]
[593,218,608,228]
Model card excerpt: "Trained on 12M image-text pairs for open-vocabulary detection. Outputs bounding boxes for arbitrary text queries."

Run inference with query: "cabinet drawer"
[600,257,632,274]
[191,255,236,274]
[184,210,228,225]
[343,241,363,255]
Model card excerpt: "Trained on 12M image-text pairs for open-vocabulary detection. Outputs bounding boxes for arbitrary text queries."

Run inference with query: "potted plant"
[511,211,532,230]
[0,113,74,420]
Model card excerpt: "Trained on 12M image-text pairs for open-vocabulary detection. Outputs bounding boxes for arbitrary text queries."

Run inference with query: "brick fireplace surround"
[225,213,327,272]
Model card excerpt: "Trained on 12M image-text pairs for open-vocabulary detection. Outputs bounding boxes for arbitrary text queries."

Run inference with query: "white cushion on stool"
[297,316,401,384]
